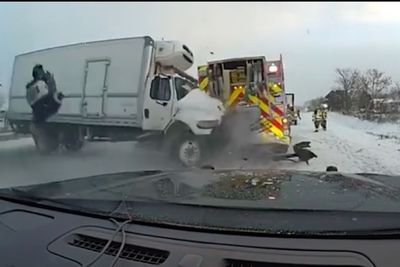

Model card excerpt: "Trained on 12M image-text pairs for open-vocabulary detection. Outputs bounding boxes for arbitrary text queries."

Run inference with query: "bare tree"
[334,68,360,112]
[305,97,326,111]
[350,73,371,111]
[389,81,400,99]
[363,69,392,99]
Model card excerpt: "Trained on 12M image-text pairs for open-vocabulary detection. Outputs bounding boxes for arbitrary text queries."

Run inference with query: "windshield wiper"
[312,227,400,238]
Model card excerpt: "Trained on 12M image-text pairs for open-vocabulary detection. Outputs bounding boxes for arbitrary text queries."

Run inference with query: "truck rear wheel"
[30,123,59,154]
[62,127,85,151]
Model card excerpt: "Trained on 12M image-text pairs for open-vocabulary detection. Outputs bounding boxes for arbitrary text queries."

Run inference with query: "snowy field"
[0,112,399,189]
[287,112,400,175]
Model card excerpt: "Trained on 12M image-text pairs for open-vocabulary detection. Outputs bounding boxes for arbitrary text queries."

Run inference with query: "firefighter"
[287,104,297,125]
[321,103,328,130]
[297,109,301,120]
[312,103,328,132]
[26,64,64,122]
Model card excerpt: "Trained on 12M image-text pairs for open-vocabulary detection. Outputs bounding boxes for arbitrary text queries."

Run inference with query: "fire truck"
[198,55,291,152]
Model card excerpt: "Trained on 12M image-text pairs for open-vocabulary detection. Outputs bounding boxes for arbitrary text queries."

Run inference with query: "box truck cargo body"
[7,36,225,166]
[10,37,158,127]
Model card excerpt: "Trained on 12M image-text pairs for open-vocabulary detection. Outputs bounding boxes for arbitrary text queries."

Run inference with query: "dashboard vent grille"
[225,259,363,267]
[69,234,169,265]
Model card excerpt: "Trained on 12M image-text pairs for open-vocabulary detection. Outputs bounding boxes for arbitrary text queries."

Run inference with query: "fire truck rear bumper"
[251,132,290,153]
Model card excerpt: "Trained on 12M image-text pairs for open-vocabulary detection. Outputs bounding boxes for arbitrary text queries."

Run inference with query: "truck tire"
[174,132,202,167]
[62,126,85,151]
[30,123,59,154]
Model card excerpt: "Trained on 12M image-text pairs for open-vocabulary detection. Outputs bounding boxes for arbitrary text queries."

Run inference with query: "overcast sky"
[1,2,400,105]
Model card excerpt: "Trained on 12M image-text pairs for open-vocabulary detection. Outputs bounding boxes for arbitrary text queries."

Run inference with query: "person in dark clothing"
[292,142,317,165]
[297,109,301,120]
[272,141,318,165]
[26,64,64,122]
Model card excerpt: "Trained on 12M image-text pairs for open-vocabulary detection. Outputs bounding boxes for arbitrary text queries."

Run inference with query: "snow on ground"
[287,112,400,175]
[0,111,399,189]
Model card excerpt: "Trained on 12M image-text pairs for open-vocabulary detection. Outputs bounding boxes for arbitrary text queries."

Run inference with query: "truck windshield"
[174,77,193,100]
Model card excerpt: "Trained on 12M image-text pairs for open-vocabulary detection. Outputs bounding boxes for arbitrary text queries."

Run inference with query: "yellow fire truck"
[198,55,291,152]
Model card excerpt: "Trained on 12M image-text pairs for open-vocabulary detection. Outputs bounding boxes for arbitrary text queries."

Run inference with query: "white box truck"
[7,36,225,166]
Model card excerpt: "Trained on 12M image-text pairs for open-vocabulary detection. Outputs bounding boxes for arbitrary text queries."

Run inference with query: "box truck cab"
[7,36,224,166]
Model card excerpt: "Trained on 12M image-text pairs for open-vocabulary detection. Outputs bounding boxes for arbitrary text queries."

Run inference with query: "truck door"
[142,75,174,131]
[286,93,294,107]
[82,60,110,117]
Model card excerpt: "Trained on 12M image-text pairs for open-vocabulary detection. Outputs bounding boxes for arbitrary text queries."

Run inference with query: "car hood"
[5,169,400,213]
[175,89,225,118]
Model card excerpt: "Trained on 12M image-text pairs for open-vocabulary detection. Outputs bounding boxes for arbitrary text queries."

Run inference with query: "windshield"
[1,2,400,235]
[174,76,193,100]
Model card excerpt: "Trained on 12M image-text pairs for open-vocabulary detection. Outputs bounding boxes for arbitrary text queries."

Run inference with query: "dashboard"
[0,197,397,267]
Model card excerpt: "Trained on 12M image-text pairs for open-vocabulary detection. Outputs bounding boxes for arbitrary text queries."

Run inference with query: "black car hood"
[5,168,400,213]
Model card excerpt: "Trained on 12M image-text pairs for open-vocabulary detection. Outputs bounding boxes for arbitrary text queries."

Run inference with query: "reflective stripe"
[260,90,284,116]
[249,94,284,119]
[248,93,289,144]
[248,94,268,115]
[226,87,245,107]
[272,105,284,117]
[259,95,284,117]
[260,110,283,131]
[260,117,284,138]
[242,105,289,143]
[198,65,209,91]
[248,95,283,130]
[199,77,209,90]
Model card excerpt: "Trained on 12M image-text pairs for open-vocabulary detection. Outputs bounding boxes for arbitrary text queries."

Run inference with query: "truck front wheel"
[175,133,202,167]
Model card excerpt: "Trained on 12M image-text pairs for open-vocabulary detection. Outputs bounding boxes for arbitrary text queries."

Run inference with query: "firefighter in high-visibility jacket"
[312,103,328,132]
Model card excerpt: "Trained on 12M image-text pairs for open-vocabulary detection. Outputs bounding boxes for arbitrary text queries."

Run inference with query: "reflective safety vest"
[313,109,327,121]
[321,109,327,120]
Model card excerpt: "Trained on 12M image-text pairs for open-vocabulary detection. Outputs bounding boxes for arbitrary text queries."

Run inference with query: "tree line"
[305,68,400,113]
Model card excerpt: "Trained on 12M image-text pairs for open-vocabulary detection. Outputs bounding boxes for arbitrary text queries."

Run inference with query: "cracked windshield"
[1,2,400,233]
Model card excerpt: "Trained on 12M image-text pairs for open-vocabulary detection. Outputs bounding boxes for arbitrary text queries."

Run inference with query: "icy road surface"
[0,112,399,189]
[286,112,400,175]
[0,139,178,188]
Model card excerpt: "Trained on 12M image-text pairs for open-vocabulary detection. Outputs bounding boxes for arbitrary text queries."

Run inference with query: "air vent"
[183,54,193,64]
[69,234,169,265]
[225,259,363,267]
[182,45,193,56]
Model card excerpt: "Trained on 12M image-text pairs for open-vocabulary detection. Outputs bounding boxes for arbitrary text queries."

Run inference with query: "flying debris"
[273,141,318,165]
